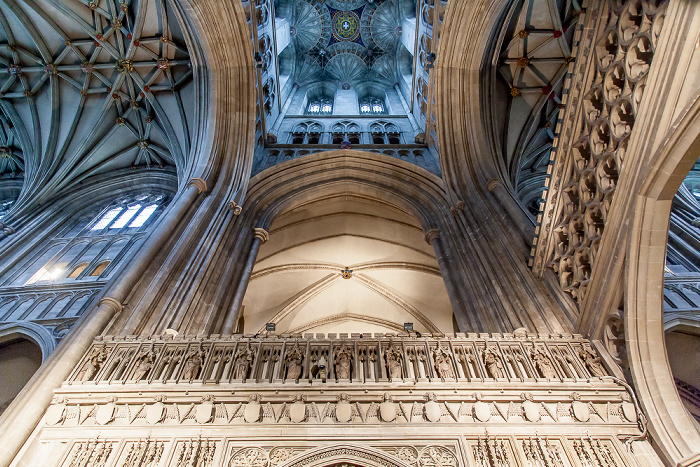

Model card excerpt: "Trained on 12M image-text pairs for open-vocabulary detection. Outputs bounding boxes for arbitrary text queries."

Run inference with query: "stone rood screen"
[70,333,609,385]
[43,333,642,467]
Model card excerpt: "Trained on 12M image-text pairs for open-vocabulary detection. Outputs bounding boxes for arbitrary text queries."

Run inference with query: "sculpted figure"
[182,345,205,382]
[133,345,157,381]
[384,342,403,380]
[482,347,504,379]
[233,341,255,380]
[531,348,557,379]
[578,348,606,377]
[334,344,353,379]
[79,345,109,382]
[285,343,304,381]
[433,342,455,379]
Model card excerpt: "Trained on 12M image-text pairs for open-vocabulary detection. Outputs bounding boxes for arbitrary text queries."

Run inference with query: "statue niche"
[334,344,353,380]
[384,342,403,380]
[233,341,256,381]
[285,343,304,382]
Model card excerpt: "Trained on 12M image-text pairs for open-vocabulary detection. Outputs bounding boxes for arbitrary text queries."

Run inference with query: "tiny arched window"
[90,261,110,277]
[68,263,89,279]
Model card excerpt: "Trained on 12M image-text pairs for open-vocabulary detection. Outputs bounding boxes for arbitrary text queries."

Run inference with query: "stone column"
[270,83,299,138]
[0,178,207,466]
[222,227,269,334]
[424,228,470,332]
[486,179,534,247]
[394,83,421,141]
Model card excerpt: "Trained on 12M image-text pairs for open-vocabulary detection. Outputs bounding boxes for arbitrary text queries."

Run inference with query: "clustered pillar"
[222,227,269,334]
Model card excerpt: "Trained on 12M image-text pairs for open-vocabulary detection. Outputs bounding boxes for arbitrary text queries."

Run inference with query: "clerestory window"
[360,98,385,115]
[307,99,333,115]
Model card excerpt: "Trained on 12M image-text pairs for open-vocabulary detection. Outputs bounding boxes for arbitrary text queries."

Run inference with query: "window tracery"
[331,121,361,145]
[360,98,386,115]
[307,99,333,115]
[370,122,401,145]
[291,122,324,144]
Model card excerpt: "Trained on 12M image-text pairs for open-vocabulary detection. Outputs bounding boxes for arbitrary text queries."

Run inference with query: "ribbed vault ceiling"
[496,0,581,217]
[242,195,454,335]
[0,0,193,207]
[285,0,403,92]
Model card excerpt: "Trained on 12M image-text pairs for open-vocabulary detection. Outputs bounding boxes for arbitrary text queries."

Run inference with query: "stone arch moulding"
[625,94,700,466]
[0,322,56,362]
[247,150,450,232]
[271,444,418,467]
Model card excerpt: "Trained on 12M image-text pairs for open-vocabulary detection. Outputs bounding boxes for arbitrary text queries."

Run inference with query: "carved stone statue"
[433,342,455,379]
[334,344,353,379]
[531,348,557,379]
[132,345,156,381]
[384,342,403,380]
[78,345,109,382]
[233,341,255,380]
[482,347,504,379]
[182,345,205,382]
[578,348,606,377]
[285,343,303,381]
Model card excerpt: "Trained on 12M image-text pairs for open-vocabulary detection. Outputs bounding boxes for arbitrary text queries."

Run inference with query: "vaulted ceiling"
[242,195,454,335]
[494,0,581,217]
[282,0,406,97]
[0,0,194,209]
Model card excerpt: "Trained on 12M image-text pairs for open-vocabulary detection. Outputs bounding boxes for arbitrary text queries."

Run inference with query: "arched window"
[67,263,89,279]
[369,121,402,145]
[18,193,169,287]
[89,195,164,232]
[360,98,386,115]
[290,122,323,144]
[307,99,332,115]
[89,261,110,277]
[331,121,361,145]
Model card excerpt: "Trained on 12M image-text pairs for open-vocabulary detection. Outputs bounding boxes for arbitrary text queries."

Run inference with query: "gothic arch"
[625,95,700,465]
[247,150,450,232]
[0,322,55,361]
[240,150,457,335]
[274,444,415,467]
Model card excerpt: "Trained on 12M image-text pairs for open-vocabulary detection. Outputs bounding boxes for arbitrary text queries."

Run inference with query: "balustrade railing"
[69,333,610,385]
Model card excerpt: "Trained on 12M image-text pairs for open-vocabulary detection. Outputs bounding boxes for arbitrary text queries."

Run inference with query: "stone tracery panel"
[532,0,668,303]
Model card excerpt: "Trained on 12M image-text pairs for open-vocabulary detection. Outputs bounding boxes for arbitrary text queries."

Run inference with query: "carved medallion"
[147,401,165,424]
[45,402,66,426]
[473,401,491,422]
[290,401,306,423]
[424,400,441,422]
[196,397,215,424]
[95,401,116,425]
[572,401,590,422]
[245,400,262,423]
[522,400,541,422]
[380,400,397,422]
[336,399,352,423]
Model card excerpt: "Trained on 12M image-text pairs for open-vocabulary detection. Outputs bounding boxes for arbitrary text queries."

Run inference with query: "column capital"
[424,228,440,244]
[98,297,123,314]
[486,178,504,192]
[253,227,270,243]
[227,201,243,215]
[187,177,208,194]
